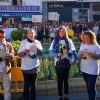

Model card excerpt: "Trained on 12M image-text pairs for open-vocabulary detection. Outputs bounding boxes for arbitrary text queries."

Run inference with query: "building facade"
[42,0,100,22]
[0,0,42,24]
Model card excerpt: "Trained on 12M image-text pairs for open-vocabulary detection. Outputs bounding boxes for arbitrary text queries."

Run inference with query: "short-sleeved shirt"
[79,43,100,75]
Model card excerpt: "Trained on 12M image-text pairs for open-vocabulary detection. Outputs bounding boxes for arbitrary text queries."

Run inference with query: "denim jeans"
[82,72,98,100]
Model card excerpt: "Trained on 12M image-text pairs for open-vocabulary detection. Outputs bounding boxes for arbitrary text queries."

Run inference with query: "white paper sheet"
[0,52,12,57]
[78,50,89,57]
[27,43,37,54]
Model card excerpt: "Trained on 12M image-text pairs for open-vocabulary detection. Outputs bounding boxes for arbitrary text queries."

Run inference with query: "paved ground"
[12,91,100,100]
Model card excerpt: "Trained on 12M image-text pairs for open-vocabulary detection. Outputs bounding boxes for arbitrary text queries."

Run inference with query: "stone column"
[89,3,93,21]
[42,2,48,22]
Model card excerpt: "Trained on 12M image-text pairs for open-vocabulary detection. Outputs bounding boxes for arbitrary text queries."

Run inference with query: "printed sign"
[0,5,40,12]
[32,15,42,22]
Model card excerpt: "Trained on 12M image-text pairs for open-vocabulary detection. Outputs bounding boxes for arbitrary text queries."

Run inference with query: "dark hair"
[0,30,5,34]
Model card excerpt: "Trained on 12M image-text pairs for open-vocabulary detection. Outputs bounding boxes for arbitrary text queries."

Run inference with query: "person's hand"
[24,49,30,54]
[88,53,93,58]
[5,56,11,60]
[58,53,63,57]
[71,62,75,66]
[79,54,83,58]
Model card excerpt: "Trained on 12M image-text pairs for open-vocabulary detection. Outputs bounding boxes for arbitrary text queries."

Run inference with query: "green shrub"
[38,58,56,81]
[10,29,27,41]
[11,40,21,55]
[72,36,80,42]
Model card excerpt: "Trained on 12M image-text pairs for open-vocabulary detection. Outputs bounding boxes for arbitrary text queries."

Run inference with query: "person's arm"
[72,50,77,63]
[18,41,29,57]
[88,44,100,60]
[49,50,58,57]
[5,42,14,62]
[36,41,43,56]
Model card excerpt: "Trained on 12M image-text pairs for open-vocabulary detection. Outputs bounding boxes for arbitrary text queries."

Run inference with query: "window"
[17,0,22,5]
[12,0,22,5]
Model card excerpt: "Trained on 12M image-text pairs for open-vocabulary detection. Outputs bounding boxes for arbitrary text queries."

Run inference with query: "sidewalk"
[13,91,100,100]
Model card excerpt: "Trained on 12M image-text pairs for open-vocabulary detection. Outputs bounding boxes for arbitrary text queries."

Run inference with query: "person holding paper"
[78,30,100,100]
[18,29,43,100]
[49,26,77,100]
[0,29,14,100]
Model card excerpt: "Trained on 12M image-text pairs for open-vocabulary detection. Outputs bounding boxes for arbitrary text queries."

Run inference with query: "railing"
[0,56,24,94]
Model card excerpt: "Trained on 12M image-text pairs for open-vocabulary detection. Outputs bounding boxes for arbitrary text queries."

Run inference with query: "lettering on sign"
[49,4,64,8]
[0,5,40,11]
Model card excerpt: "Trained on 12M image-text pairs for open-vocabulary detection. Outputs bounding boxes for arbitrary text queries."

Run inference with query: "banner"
[32,15,42,22]
[0,14,2,22]
[22,14,32,21]
[48,12,58,21]
[0,5,40,12]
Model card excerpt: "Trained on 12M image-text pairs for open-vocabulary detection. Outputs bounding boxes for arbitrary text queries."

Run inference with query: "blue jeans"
[82,72,98,100]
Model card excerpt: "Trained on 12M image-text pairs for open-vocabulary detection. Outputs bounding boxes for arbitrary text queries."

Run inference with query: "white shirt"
[79,44,100,75]
[0,44,6,72]
[18,39,43,70]
[92,26,99,35]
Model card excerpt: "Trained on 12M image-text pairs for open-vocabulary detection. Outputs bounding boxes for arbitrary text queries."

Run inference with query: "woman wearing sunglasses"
[78,30,100,100]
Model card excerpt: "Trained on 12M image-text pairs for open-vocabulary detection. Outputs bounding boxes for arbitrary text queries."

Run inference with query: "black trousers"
[56,67,70,96]
[23,72,37,100]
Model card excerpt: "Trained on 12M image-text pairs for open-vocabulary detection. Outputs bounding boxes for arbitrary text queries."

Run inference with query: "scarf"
[53,37,72,57]
[27,38,35,43]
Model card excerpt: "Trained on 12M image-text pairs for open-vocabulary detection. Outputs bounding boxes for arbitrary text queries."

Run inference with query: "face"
[27,30,35,39]
[59,28,65,37]
[84,35,91,44]
[0,33,5,42]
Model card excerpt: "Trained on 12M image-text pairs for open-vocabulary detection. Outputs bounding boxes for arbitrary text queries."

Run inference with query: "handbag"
[56,57,71,71]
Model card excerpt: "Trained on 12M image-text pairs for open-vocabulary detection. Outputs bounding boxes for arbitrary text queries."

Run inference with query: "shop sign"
[0,5,40,12]
[48,4,64,8]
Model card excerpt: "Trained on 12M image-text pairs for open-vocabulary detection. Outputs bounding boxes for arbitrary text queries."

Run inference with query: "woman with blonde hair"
[78,30,100,100]
[49,26,77,100]
[18,29,43,100]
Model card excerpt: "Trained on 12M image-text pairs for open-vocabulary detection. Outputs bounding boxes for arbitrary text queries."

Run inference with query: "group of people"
[1,19,100,43]
[0,20,100,100]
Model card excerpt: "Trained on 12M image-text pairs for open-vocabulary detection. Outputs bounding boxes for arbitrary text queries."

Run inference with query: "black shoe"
[64,97,68,100]
[59,97,63,100]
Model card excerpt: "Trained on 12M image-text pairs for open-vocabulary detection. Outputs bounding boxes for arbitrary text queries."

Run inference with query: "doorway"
[8,18,14,25]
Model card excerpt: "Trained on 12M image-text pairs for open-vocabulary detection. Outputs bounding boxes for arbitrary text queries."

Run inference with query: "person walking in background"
[67,24,74,39]
[18,29,43,100]
[49,26,77,100]
[92,23,99,42]
[0,29,14,100]
[78,30,100,100]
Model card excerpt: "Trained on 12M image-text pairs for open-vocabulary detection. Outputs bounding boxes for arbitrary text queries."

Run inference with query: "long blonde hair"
[55,26,70,42]
[81,30,97,44]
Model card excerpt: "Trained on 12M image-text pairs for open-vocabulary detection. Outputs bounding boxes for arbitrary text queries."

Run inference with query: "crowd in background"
[1,19,100,43]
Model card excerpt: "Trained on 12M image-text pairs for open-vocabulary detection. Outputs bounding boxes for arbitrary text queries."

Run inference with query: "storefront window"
[79,9,88,21]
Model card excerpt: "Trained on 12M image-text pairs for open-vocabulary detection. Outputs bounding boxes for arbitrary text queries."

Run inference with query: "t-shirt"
[49,39,75,65]
[18,39,43,70]
[92,26,99,35]
[0,44,6,72]
[79,44,100,75]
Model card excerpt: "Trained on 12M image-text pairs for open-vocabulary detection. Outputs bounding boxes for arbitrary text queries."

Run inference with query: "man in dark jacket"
[40,24,49,43]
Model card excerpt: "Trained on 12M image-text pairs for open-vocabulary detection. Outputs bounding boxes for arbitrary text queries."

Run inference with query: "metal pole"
[81,0,83,20]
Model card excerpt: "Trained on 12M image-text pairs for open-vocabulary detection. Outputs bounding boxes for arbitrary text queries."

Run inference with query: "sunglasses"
[0,36,5,38]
